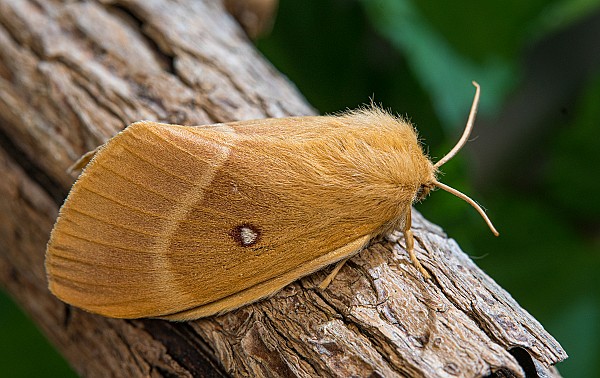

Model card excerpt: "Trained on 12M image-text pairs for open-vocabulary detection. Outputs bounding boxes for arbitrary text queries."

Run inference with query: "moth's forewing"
[46,111,429,319]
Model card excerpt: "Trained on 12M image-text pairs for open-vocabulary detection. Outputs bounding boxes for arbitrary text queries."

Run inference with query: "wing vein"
[67,206,211,242]
[119,143,196,185]
[96,161,184,203]
[144,126,228,163]
[56,228,155,254]
[49,247,150,271]
[77,185,172,219]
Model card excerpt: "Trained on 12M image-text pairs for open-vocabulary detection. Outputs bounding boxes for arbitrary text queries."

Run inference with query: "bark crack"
[0,123,66,203]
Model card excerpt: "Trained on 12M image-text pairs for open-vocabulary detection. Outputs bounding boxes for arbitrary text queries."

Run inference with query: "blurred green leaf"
[548,293,600,378]
[362,0,516,129]
[546,71,600,223]
[531,0,600,39]
[0,291,76,378]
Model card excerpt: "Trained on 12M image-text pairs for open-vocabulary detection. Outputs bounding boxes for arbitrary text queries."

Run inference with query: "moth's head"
[412,157,438,202]
[415,182,435,202]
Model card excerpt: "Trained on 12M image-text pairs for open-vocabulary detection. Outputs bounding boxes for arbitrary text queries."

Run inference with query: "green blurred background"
[1,0,598,376]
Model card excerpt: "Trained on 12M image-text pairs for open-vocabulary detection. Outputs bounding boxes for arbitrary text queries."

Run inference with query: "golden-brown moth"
[45,82,497,321]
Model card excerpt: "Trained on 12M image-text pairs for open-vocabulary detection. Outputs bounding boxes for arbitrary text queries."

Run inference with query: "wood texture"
[224,0,278,39]
[0,0,567,377]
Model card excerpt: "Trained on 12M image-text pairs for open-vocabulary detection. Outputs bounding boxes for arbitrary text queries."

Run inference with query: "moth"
[45,82,497,320]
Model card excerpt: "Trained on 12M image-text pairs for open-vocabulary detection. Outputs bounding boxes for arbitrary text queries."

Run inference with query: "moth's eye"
[416,186,423,197]
[416,185,430,201]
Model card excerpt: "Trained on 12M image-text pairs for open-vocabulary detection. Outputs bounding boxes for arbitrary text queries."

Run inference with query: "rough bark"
[0,1,567,377]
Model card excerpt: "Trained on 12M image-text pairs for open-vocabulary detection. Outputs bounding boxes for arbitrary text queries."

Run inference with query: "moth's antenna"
[434,180,499,236]
[434,82,480,169]
[431,82,498,236]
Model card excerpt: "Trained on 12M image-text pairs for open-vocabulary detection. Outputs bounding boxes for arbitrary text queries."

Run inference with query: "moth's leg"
[68,146,101,173]
[318,257,350,290]
[404,210,431,279]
